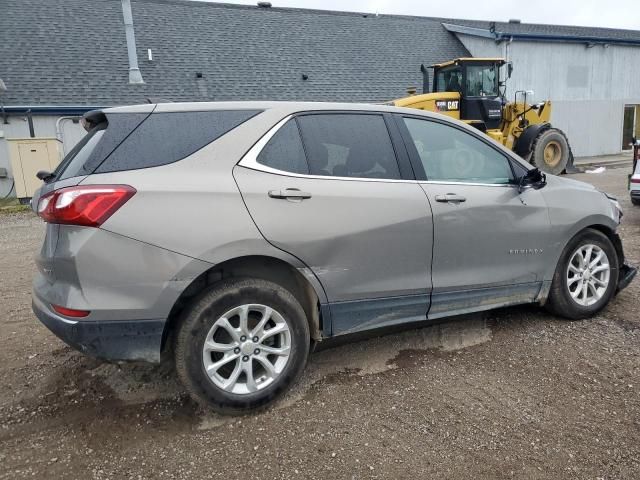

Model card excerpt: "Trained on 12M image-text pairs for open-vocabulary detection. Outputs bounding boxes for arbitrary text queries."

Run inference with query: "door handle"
[268,188,312,200]
[435,193,466,203]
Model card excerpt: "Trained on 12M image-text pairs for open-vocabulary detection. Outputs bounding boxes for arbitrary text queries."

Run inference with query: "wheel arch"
[585,224,624,266]
[549,221,622,278]
[538,222,623,305]
[161,255,326,356]
[544,215,624,282]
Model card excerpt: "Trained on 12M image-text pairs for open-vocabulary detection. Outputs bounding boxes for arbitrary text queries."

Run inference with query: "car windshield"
[466,64,499,97]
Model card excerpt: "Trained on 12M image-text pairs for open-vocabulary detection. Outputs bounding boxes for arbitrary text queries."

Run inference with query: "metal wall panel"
[456,34,640,157]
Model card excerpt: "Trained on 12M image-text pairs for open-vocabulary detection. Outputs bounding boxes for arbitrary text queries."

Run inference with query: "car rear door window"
[95,110,261,174]
[257,120,309,174]
[403,117,514,184]
[296,114,401,179]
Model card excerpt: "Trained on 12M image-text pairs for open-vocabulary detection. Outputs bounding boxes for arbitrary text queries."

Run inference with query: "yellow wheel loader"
[390,58,575,175]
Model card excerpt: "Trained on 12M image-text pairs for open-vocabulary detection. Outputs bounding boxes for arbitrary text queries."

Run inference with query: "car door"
[234,111,434,335]
[396,114,552,319]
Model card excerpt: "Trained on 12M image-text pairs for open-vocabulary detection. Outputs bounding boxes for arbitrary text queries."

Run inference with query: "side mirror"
[507,62,513,79]
[518,168,546,193]
[36,170,54,182]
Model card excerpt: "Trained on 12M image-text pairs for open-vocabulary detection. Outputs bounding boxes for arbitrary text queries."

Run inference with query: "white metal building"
[444,22,640,157]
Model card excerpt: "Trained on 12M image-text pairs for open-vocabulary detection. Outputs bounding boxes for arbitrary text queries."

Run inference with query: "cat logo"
[435,100,459,112]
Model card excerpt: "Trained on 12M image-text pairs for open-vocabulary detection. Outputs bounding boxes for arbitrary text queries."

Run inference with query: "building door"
[623,105,636,150]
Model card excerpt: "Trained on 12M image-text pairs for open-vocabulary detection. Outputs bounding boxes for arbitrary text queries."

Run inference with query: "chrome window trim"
[419,180,519,188]
[237,114,418,184]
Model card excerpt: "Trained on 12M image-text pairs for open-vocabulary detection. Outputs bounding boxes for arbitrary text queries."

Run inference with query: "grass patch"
[0,197,31,214]
[0,197,18,207]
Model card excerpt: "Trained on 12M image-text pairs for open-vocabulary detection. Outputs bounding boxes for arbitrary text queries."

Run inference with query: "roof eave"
[443,22,640,47]
[2,105,109,115]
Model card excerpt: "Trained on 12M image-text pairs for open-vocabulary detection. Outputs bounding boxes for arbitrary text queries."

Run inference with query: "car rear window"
[55,112,150,181]
[95,110,261,174]
[55,109,261,180]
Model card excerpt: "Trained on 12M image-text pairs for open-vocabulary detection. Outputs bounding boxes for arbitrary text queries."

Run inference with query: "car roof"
[102,100,531,170]
[103,100,440,118]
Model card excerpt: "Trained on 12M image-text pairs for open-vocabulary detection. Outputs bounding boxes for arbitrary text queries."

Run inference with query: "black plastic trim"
[383,112,417,180]
[617,263,637,293]
[33,301,165,363]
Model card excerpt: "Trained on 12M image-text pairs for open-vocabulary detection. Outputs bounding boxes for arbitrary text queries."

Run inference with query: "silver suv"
[32,102,636,413]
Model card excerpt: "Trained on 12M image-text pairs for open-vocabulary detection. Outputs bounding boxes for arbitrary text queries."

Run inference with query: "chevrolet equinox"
[31,102,636,413]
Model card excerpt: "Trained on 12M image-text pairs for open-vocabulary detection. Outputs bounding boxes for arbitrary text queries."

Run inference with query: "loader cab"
[432,58,506,130]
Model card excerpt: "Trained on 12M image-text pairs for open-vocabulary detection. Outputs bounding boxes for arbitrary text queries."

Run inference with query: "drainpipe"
[55,116,80,155]
[121,0,145,84]
[26,109,35,138]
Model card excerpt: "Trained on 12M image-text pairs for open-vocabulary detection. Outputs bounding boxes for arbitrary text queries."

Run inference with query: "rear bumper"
[617,263,637,293]
[630,190,640,199]
[32,294,165,363]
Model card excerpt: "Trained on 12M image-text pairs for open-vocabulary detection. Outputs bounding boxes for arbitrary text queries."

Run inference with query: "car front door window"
[403,117,514,184]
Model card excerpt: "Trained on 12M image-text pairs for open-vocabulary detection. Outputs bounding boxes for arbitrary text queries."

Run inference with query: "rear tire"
[530,128,570,175]
[175,278,310,414]
[545,229,618,320]
[631,197,640,206]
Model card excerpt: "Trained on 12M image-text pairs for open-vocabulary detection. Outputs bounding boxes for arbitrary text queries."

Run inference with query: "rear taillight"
[631,178,640,184]
[52,304,91,318]
[37,185,136,227]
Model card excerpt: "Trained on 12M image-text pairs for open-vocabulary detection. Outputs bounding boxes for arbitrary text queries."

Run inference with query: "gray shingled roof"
[3,1,639,107]
[0,0,468,106]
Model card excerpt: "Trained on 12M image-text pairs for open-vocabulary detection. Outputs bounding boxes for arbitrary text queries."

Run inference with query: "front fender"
[541,175,619,282]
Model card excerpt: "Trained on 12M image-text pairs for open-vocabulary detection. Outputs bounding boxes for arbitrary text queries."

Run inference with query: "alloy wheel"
[566,244,610,307]
[202,304,291,395]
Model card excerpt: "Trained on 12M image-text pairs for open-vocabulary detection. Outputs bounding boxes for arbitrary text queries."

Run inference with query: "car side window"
[403,117,514,184]
[296,114,401,180]
[257,120,309,174]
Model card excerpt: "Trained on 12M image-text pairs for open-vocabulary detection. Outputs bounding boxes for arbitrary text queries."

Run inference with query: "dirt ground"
[1,167,639,479]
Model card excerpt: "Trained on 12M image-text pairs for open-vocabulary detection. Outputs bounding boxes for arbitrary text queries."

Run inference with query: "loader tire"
[530,128,570,175]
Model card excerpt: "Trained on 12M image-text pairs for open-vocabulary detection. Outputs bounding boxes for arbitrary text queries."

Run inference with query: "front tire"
[545,229,618,320]
[530,128,570,175]
[175,278,310,414]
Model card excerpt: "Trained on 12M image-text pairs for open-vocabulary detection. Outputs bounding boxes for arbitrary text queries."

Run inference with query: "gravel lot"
[1,167,639,479]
